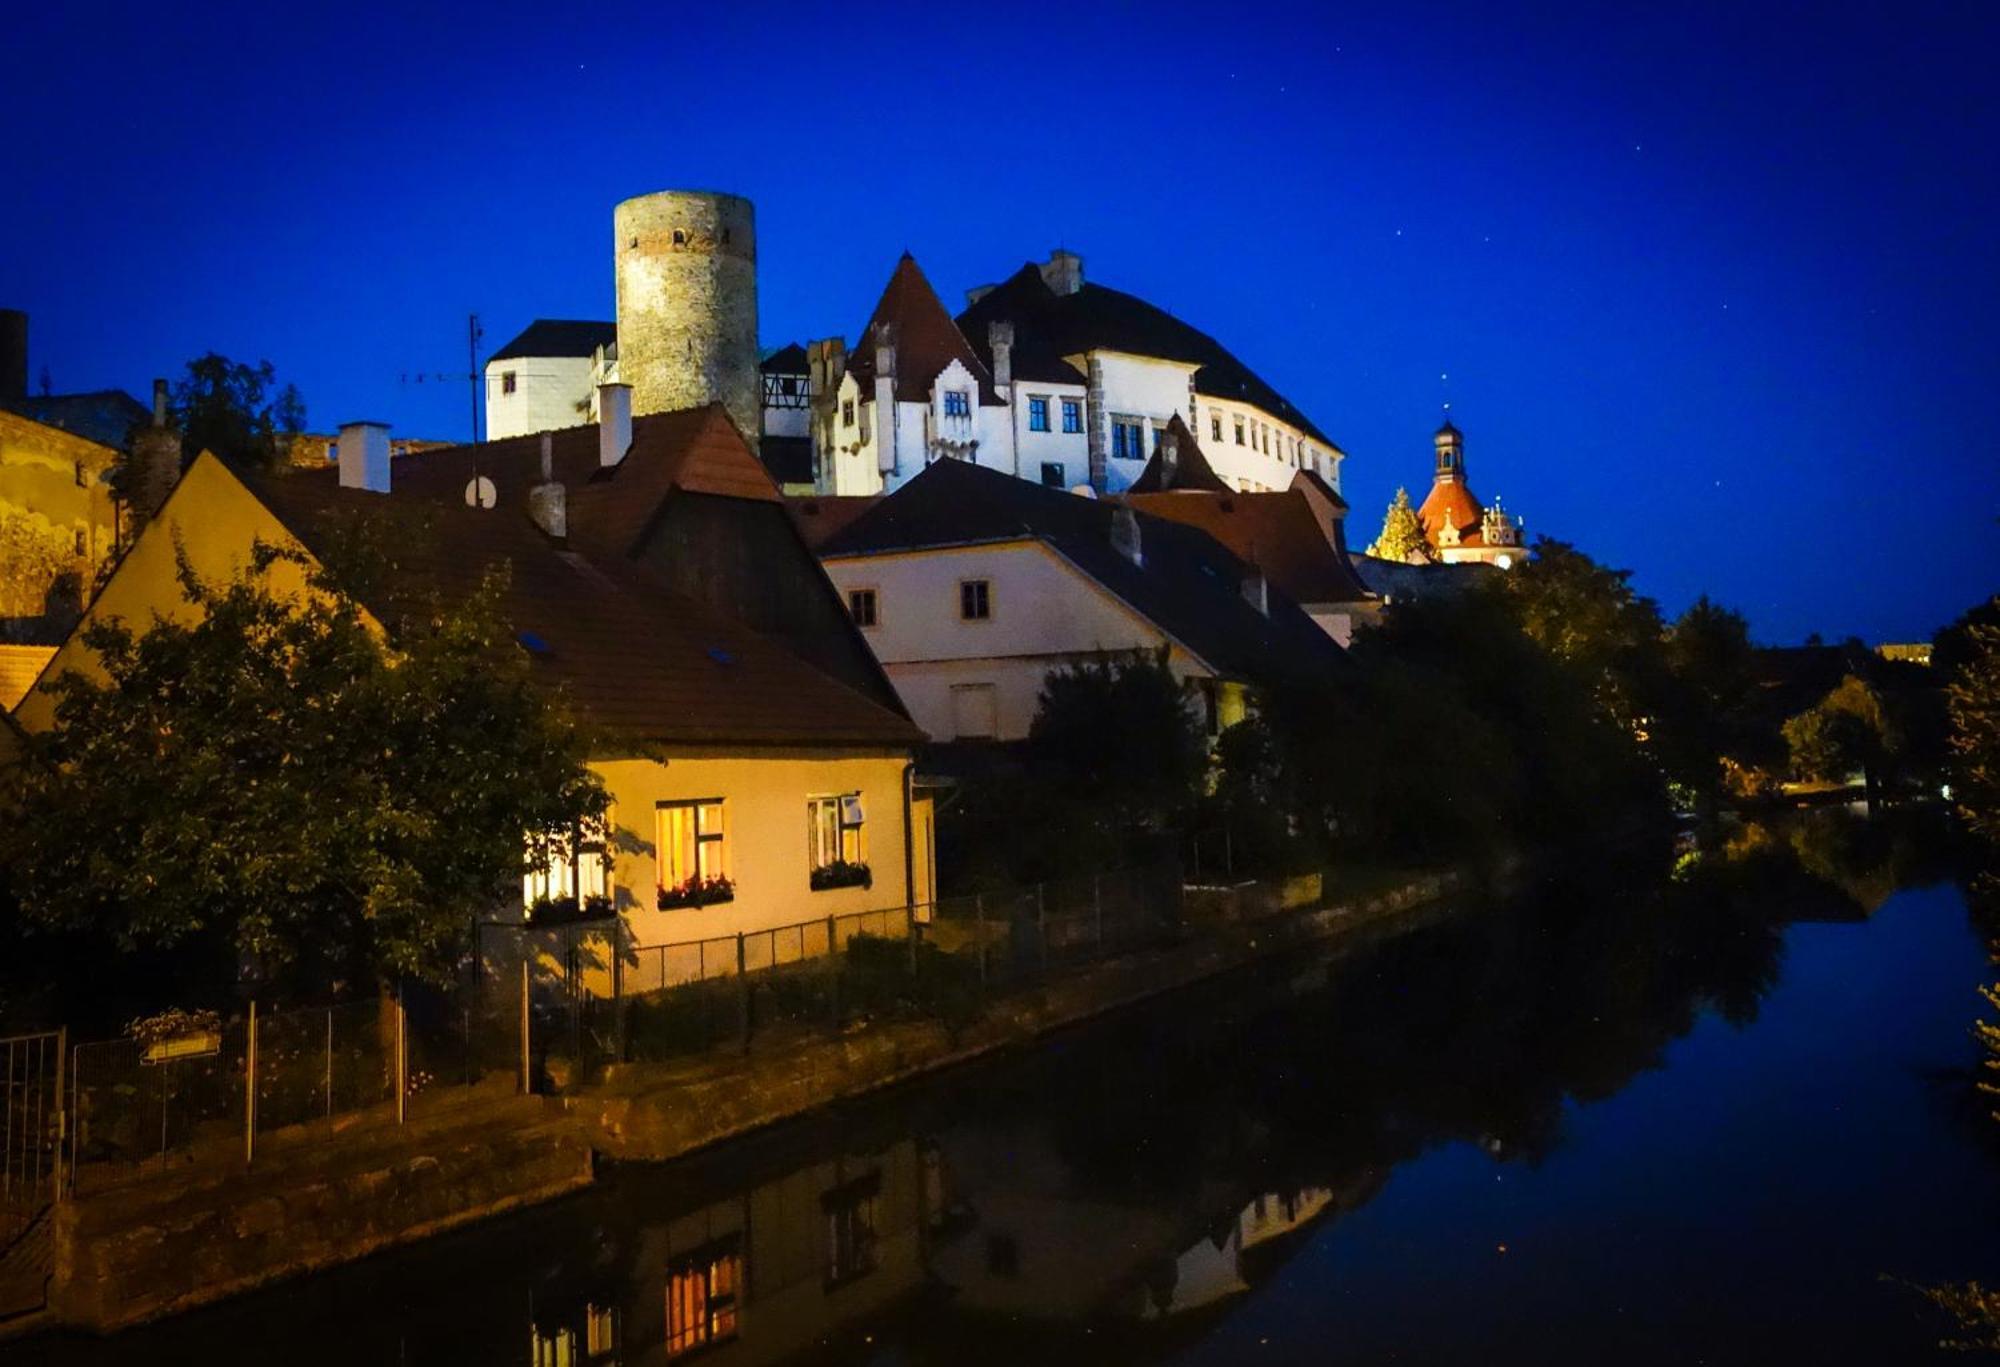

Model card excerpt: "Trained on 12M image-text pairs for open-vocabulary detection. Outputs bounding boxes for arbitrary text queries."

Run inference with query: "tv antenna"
[399,313,484,444]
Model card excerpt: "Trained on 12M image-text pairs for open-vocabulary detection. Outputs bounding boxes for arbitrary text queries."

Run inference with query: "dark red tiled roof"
[1418,477,1485,546]
[246,468,921,750]
[847,254,1000,406]
[1122,482,1374,608]
[787,494,883,550]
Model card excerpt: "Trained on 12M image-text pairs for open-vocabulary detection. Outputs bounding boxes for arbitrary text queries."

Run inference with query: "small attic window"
[518,631,554,657]
[672,229,686,246]
[707,647,737,667]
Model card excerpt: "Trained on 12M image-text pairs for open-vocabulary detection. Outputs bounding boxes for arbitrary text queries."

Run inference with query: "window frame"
[1027,395,1051,432]
[656,798,727,891]
[807,793,866,872]
[847,586,879,629]
[665,1238,742,1359]
[942,388,971,419]
[1060,398,1083,434]
[501,370,517,396]
[1040,461,1065,488]
[958,578,992,622]
[523,810,613,913]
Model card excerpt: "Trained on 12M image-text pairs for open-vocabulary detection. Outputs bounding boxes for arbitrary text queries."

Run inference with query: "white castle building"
[482,194,1345,502]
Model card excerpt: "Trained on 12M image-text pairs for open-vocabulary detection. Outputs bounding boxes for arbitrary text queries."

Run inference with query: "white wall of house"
[823,540,1215,742]
[1190,395,1343,494]
[485,355,597,440]
[1007,382,1090,489]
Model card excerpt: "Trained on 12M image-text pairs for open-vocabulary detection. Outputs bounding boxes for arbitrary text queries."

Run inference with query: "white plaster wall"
[485,356,596,440]
[823,540,1213,741]
[1011,382,1089,488]
[1191,396,1341,495]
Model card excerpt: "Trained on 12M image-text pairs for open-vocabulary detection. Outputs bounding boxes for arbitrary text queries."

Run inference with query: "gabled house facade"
[12,411,936,974]
[814,459,1347,743]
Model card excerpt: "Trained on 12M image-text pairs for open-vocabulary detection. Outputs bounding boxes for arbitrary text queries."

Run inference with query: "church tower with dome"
[1416,417,1524,567]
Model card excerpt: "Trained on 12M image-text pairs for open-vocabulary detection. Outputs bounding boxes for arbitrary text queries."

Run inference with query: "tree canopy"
[0,543,603,1004]
[171,352,307,471]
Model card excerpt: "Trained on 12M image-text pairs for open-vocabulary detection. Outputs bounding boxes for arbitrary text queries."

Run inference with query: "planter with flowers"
[810,860,873,892]
[658,874,735,910]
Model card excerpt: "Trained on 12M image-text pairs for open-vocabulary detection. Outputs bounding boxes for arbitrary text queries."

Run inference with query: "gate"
[0,1029,62,1318]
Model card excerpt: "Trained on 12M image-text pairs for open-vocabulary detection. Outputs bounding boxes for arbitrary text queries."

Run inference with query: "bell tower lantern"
[1433,417,1465,481]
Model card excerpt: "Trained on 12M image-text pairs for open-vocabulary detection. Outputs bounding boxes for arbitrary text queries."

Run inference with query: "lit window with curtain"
[665,1243,740,1358]
[808,794,865,869]
[523,811,612,915]
[657,801,726,887]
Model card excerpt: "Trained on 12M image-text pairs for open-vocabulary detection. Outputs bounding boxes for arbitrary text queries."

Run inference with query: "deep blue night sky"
[3,2,1994,644]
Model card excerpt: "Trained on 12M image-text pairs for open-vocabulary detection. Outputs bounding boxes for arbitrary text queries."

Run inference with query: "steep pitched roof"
[1120,488,1375,607]
[956,265,1339,448]
[488,319,617,363]
[819,460,1347,687]
[760,343,808,374]
[316,404,781,549]
[787,495,883,550]
[244,467,921,750]
[957,267,1088,385]
[1127,414,1232,494]
[847,255,1001,406]
[2,390,149,449]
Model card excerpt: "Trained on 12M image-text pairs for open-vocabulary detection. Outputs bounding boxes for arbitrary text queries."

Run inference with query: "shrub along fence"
[482,866,1186,1087]
[65,985,522,1190]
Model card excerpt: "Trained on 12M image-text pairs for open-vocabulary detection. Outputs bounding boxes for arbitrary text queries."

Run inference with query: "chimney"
[598,382,632,467]
[1160,430,1179,482]
[1039,250,1084,297]
[128,378,181,527]
[987,320,1013,393]
[336,421,392,493]
[0,309,25,402]
[1242,569,1269,616]
[528,433,567,539]
[1110,505,1143,567]
[873,322,899,475]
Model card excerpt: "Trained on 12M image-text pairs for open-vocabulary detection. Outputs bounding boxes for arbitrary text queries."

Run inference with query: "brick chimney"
[528,433,567,539]
[0,310,24,402]
[128,379,181,527]
[336,421,392,493]
[598,383,632,467]
[872,321,899,475]
[987,320,1013,394]
[1039,250,1084,297]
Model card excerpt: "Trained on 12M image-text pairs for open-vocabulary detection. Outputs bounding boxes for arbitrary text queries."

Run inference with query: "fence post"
[53,1026,67,1203]
[244,1001,258,1166]
[736,932,750,1053]
[394,986,408,1126]
[827,915,841,1034]
[518,959,531,1095]
[1094,874,1104,949]
[906,902,919,974]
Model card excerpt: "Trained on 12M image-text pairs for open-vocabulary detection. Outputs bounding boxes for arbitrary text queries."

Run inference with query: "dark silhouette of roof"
[759,433,813,485]
[1122,487,1375,610]
[1126,414,1232,494]
[245,463,921,749]
[819,459,1347,687]
[956,264,1339,448]
[2,390,148,449]
[847,255,1000,406]
[787,495,883,550]
[760,343,809,374]
[488,319,618,363]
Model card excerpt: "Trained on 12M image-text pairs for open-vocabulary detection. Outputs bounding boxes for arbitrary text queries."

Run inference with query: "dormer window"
[943,390,971,419]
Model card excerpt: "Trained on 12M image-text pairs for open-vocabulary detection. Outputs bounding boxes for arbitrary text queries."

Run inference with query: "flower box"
[658,875,735,910]
[528,895,615,925]
[810,860,873,892]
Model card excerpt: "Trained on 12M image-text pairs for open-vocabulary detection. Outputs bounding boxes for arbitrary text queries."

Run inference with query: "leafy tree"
[0,543,604,1002]
[0,510,72,617]
[1501,536,1665,731]
[170,352,307,472]
[1783,675,1897,792]
[1029,648,1206,835]
[1367,487,1432,563]
[1657,595,1759,812]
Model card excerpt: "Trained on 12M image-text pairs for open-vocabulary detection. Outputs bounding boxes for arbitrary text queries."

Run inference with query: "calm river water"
[32,812,2000,1365]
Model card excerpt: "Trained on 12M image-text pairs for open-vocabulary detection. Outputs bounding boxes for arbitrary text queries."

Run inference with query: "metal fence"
[481,867,1184,1083]
[1,1030,63,1250]
[66,987,523,1188]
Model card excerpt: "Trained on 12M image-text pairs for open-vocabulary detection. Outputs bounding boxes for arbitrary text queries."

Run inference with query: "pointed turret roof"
[846,253,1000,405]
[1127,414,1231,494]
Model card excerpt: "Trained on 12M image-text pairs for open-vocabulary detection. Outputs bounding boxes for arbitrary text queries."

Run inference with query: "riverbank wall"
[31,863,1480,1337]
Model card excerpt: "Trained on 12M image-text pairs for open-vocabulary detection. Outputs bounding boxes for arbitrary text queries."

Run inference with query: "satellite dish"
[464,475,497,509]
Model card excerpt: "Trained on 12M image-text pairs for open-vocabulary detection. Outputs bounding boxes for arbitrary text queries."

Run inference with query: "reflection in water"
[43,811,1989,1366]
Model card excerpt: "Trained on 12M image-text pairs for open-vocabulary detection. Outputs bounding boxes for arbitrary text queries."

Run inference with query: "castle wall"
[615,192,760,439]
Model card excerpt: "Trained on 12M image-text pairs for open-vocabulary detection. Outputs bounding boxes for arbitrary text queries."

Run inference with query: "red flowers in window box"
[658,875,735,910]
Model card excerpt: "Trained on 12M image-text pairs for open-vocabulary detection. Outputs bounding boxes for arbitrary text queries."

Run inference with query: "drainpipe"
[901,760,917,911]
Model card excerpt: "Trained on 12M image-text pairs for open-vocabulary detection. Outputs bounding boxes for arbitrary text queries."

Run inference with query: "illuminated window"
[943,389,971,418]
[585,1304,617,1359]
[1210,413,1222,442]
[847,587,877,627]
[502,371,517,395]
[531,1325,576,1367]
[809,793,865,871]
[523,812,612,915]
[1027,395,1050,431]
[959,579,991,621]
[824,1172,881,1287]
[665,1243,740,1358]
[657,801,726,888]
[1060,398,1082,433]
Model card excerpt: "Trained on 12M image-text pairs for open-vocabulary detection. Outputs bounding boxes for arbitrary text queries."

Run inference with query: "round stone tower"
[613,190,759,439]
